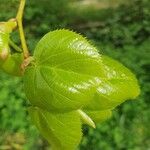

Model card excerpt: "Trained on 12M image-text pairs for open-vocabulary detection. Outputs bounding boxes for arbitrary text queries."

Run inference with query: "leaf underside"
[24,29,140,150]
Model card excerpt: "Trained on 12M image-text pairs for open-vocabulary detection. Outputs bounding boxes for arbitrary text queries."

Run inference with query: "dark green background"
[0,0,149,149]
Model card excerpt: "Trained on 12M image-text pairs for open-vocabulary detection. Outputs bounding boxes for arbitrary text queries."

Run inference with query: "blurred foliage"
[0,0,150,149]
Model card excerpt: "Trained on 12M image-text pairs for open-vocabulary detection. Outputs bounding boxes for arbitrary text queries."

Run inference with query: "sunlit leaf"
[24,29,102,112]
[84,55,140,111]
[24,29,140,149]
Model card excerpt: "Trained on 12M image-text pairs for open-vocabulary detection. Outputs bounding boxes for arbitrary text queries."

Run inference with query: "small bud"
[77,109,96,128]
[0,47,9,60]
[0,22,11,62]
[0,19,19,73]
[1,53,24,76]
[7,18,17,31]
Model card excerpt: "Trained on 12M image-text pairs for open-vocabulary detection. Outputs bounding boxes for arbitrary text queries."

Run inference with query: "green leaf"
[24,29,140,148]
[24,29,101,112]
[24,29,140,113]
[84,55,140,111]
[28,107,82,150]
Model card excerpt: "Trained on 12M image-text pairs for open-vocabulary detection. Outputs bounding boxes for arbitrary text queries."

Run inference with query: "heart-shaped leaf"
[24,29,140,114]
[24,29,140,149]
[24,29,102,112]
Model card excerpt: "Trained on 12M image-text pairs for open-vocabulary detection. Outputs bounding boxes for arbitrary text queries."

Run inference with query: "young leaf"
[28,107,82,150]
[84,55,140,111]
[24,29,140,114]
[24,29,102,112]
[24,29,140,149]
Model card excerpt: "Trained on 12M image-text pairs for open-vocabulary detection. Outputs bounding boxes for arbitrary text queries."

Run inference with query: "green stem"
[16,0,29,58]
[9,39,22,52]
